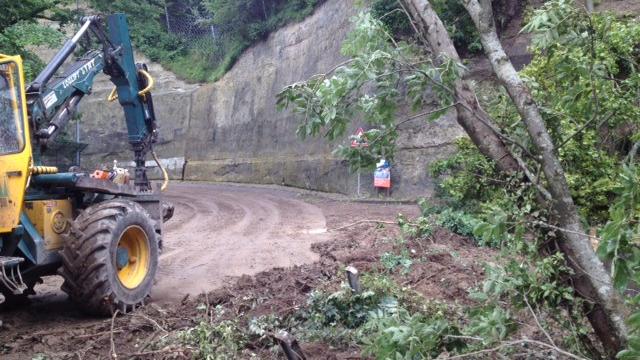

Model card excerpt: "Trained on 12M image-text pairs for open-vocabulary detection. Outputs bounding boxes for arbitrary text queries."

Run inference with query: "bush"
[371,0,482,54]
[0,2,70,81]
[178,306,247,359]
[436,209,479,239]
[89,0,325,82]
[361,307,463,359]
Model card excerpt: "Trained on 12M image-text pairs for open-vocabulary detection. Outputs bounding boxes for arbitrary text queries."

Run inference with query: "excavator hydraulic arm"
[27,14,158,191]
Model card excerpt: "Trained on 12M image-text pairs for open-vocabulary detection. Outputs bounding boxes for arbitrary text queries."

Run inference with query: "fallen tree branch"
[394,103,459,129]
[523,295,556,347]
[530,220,600,242]
[400,0,523,175]
[123,345,188,358]
[76,329,125,340]
[131,312,168,333]
[329,219,398,232]
[110,310,120,359]
[446,338,589,360]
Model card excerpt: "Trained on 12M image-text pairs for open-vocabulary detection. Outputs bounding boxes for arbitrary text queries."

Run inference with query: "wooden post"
[345,266,361,293]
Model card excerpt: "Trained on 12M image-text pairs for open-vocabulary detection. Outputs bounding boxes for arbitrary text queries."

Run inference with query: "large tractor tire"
[59,199,159,315]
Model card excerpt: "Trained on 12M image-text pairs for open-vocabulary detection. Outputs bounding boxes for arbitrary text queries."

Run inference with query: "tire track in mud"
[152,183,329,302]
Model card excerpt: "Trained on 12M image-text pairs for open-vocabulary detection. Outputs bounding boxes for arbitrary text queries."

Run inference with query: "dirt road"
[0,182,421,358]
[154,182,329,301]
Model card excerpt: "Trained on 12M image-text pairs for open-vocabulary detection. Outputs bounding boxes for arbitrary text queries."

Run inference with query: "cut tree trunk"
[400,0,520,174]
[461,0,627,355]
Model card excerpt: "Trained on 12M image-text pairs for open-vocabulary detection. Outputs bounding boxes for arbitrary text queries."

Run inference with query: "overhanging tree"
[278,0,636,356]
[403,0,628,353]
[459,0,627,353]
[0,0,71,79]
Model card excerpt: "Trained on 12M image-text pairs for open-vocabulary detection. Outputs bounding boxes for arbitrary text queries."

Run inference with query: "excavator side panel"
[0,55,32,234]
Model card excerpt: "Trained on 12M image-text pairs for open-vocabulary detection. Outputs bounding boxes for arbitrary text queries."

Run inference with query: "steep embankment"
[77,0,465,199]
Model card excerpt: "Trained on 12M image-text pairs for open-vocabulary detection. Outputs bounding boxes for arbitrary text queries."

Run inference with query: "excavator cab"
[0,55,31,235]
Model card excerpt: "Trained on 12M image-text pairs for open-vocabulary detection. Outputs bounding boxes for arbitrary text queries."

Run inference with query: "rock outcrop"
[75,0,465,199]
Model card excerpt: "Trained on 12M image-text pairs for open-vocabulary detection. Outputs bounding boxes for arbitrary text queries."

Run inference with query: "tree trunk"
[461,0,627,354]
[400,0,520,174]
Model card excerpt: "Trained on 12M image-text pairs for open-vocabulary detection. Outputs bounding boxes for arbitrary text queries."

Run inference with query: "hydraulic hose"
[151,150,169,192]
[107,69,155,102]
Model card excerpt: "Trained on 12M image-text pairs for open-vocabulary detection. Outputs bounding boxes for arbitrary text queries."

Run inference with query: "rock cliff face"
[76,0,465,199]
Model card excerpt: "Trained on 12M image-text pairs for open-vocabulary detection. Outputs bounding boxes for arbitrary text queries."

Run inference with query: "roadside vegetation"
[58,211,588,359]
[88,0,325,82]
[278,0,640,358]
[2,1,326,83]
[0,0,72,80]
[372,0,483,55]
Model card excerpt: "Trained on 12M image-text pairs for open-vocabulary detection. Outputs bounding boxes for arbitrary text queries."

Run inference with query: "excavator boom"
[28,14,158,191]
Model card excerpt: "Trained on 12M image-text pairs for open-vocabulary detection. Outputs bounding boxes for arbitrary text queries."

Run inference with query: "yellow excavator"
[0,14,172,315]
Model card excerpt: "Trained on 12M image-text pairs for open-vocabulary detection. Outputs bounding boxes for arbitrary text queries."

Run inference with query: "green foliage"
[278,12,461,170]
[596,165,640,359]
[0,0,69,80]
[296,273,411,348]
[90,0,323,82]
[300,272,469,358]
[278,2,640,356]
[0,0,71,26]
[430,138,504,207]
[371,0,481,54]
[520,0,640,222]
[598,165,640,291]
[380,251,413,273]
[467,255,592,355]
[619,339,640,360]
[360,306,462,359]
[179,306,246,359]
[475,254,575,308]
[436,209,478,238]
[398,213,432,239]
[248,314,286,337]
[465,307,511,344]
[370,0,413,38]
[306,281,394,330]
[417,199,484,244]
[464,254,589,357]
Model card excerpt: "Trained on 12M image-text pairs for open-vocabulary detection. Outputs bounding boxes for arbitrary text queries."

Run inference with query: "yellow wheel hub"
[116,225,150,289]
